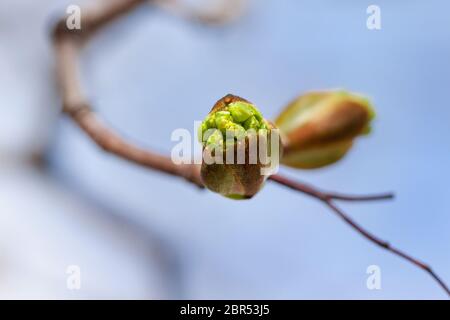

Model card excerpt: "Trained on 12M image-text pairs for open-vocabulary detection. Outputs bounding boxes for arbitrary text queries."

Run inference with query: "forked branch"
[270,175,450,296]
[51,0,449,297]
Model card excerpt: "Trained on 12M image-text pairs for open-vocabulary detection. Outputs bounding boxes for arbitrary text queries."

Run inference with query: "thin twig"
[51,0,450,297]
[69,105,203,187]
[52,0,203,187]
[270,174,450,296]
[268,174,393,202]
[325,201,450,296]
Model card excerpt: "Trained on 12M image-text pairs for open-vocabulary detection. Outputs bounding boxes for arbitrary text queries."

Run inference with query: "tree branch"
[324,201,450,296]
[268,174,393,202]
[53,0,203,187]
[51,0,449,297]
[270,174,450,295]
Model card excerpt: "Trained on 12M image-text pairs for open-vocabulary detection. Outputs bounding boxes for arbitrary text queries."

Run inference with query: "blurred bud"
[275,90,375,169]
[199,94,281,199]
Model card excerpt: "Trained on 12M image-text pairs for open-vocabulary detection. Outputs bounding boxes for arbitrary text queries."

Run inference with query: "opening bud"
[199,94,281,199]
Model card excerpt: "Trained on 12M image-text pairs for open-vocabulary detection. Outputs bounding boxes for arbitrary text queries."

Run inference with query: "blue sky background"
[45,0,450,298]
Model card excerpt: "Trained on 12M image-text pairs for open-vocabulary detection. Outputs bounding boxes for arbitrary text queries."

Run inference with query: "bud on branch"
[199,94,281,199]
[275,90,374,169]
[51,0,450,297]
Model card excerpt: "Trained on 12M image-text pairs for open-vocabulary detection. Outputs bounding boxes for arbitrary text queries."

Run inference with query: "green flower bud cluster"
[198,90,377,200]
[199,94,279,200]
[199,100,269,149]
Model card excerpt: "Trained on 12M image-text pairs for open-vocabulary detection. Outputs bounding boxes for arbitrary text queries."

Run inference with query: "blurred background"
[1,0,449,299]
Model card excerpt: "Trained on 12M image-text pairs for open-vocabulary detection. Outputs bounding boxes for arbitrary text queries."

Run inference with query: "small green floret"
[243,116,259,130]
[228,102,254,122]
